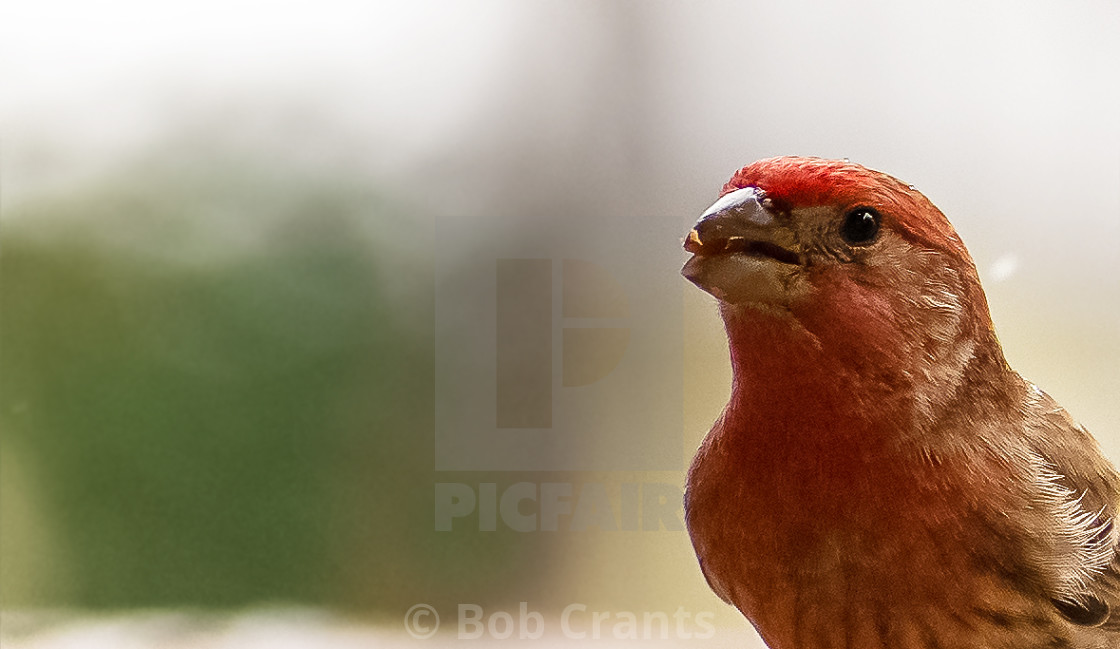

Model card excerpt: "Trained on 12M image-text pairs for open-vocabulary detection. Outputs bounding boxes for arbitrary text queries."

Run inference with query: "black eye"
[840,208,881,245]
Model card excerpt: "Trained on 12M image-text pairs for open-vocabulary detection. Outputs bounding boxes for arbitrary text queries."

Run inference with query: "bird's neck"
[722,305,905,438]
[718,301,1009,457]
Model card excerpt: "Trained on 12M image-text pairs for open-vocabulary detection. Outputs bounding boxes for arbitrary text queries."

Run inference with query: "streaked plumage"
[682,157,1120,649]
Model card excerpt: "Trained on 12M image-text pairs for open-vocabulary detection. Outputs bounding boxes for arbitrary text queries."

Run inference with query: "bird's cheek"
[791,275,901,352]
[682,254,804,306]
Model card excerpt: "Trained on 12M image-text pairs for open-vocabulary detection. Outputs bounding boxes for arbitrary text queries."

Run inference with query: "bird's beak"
[682,187,803,305]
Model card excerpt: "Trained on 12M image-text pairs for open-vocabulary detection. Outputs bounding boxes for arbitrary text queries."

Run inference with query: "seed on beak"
[685,229,703,254]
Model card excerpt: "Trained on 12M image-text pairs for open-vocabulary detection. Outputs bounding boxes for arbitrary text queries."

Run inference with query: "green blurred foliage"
[0,152,540,613]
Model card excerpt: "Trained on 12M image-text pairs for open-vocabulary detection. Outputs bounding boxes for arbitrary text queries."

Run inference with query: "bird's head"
[683,157,1002,410]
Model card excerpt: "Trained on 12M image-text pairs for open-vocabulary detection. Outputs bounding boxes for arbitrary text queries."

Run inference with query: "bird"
[681,156,1120,649]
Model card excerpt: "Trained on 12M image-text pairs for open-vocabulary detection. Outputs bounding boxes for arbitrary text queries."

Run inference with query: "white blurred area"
[2,0,1118,646]
[5,1,1117,283]
[1,1,514,206]
[0,610,764,649]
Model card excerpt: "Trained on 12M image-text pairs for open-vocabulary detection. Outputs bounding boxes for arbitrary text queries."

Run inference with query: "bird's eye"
[840,208,881,245]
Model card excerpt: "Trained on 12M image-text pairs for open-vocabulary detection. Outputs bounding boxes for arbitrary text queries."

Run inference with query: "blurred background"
[2,1,1117,646]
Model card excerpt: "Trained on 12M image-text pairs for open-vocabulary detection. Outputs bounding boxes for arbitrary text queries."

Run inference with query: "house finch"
[682,156,1120,649]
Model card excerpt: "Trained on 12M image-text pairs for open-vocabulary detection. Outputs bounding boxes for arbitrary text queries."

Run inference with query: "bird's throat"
[721,303,915,441]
